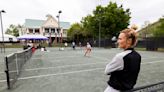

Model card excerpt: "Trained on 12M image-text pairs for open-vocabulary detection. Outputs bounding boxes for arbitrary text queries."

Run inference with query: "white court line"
[0,56,164,74]
[13,59,164,72]
[92,56,109,61]
[0,62,107,74]
[16,60,164,80]
[93,55,164,61]
[19,62,106,72]
[0,79,6,83]
[3,55,161,74]
[18,67,104,80]
[30,53,164,62]
[32,58,63,63]
[31,55,84,60]
[142,57,164,59]
[0,68,104,83]
[142,60,164,65]
[0,59,164,82]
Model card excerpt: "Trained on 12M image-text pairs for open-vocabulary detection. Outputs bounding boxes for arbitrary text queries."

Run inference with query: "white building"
[0,34,17,42]
[19,15,70,43]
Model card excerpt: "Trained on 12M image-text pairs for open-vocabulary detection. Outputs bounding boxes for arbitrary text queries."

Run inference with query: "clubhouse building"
[19,14,70,43]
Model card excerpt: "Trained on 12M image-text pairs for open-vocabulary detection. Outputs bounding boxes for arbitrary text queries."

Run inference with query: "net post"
[24,50,26,62]
[15,53,19,75]
[5,56,11,89]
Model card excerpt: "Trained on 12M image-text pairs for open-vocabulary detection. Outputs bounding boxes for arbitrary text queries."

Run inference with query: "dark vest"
[108,48,141,91]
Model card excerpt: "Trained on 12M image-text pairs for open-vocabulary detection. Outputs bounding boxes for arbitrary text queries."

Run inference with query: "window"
[9,38,13,42]
[63,30,67,34]
[51,28,55,33]
[57,28,60,34]
[45,28,49,33]
[35,29,40,34]
[29,29,33,33]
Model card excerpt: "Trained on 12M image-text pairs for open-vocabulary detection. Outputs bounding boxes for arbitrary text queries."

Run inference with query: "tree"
[153,18,164,37]
[67,1,131,42]
[139,18,164,38]
[81,2,131,39]
[67,23,84,42]
[5,24,20,37]
[81,15,95,38]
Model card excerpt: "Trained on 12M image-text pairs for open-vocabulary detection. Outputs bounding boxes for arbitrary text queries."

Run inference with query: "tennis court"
[0,47,164,92]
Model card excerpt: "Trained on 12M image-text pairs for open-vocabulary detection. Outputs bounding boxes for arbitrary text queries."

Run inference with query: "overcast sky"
[0,0,164,32]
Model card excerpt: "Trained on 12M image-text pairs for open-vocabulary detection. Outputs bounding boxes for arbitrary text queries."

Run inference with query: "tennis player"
[84,42,92,57]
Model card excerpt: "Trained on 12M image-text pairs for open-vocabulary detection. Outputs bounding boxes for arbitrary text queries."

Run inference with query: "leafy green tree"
[81,15,95,38]
[5,24,20,37]
[153,18,164,37]
[81,2,131,39]
[68,1,131,41]
[67,23,84,42]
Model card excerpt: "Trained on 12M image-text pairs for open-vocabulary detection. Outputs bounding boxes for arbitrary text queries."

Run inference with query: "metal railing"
[125,81,164,92]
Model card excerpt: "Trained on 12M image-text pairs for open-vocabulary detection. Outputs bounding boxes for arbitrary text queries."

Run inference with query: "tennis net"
[5,47,32,89]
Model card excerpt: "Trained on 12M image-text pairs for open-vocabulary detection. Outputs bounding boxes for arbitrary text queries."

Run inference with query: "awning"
[17,34,48,40]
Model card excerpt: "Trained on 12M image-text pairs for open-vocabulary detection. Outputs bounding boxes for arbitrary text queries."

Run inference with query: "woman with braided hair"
[104,25,141,92]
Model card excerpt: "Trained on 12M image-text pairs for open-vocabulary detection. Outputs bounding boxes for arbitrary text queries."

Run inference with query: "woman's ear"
[126,39,132,46]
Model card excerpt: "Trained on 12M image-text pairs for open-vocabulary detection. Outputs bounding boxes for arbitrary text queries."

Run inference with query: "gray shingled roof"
[25,19,70,29]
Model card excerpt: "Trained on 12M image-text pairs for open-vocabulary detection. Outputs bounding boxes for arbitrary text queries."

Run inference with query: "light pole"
[48,29,52,47]
[56,10,62,50]
[98,7,102,48]
[0,10,6,53]
[55,15,59,46]
[98,18,101,48]
[98,0,101,48]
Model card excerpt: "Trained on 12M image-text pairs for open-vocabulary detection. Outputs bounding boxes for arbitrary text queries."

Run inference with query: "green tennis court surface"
[0,47,164,92]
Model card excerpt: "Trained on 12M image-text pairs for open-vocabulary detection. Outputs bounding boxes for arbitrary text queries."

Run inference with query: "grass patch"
[4,44,23,48]
[157,48,164,52]
[135,48,146,51]
[135,47,164,52]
